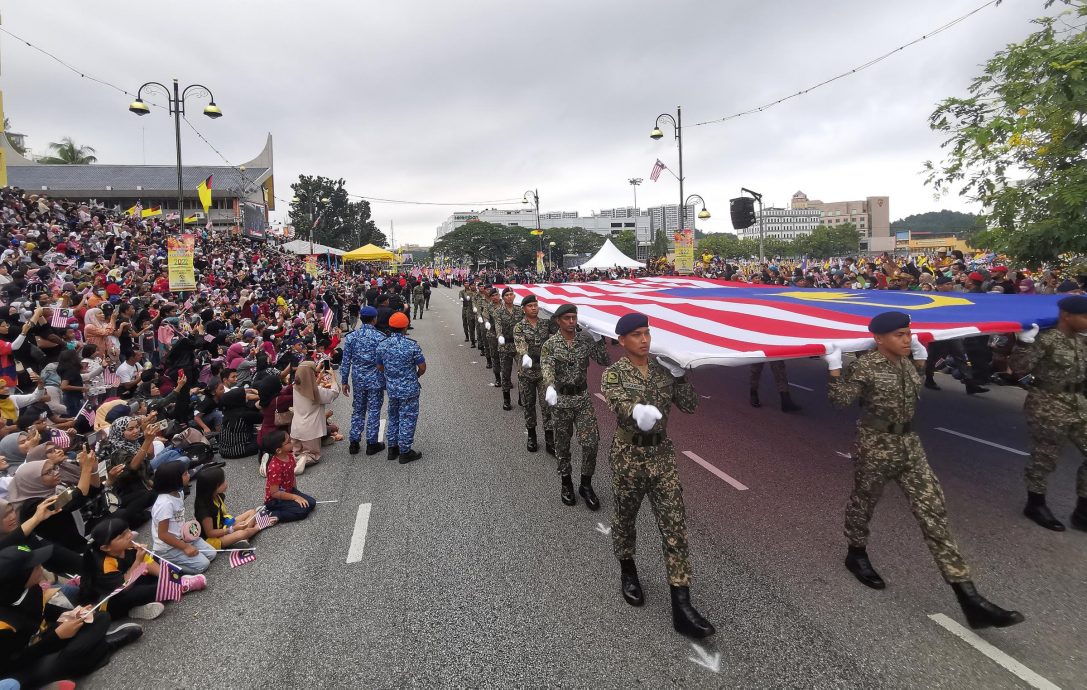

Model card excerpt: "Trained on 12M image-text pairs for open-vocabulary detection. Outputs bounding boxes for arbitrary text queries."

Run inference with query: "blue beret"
[360,306,378,318]
[1058,280,1082,294]
[553,304,577,318]
[1058,295,1087,313]
[615,312,649,337]
[868,311,910,334]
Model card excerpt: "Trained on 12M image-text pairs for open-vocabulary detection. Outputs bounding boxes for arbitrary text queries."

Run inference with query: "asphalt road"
[87,287,1087,689]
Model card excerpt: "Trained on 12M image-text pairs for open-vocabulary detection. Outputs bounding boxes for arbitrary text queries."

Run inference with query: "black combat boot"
[365,442,386,455]
[845,546,886,589]
[526,428,538,453]
[502,391,512,411]
[1070,496,1087,531]
[779,391,801,412]
[670,586,715,638]
[951,582,1025,629]
[349,441,360,455]
[387,445,400,461]
[544,430,556,456]
[749,389,761,408]
[965,382,990,395]
[924,376,941,390]
[398,449,422,464]
[579,474,600,511]
[493,372,502,387]
[1023,491,1065,531]
[560,475,576,506]
[620,559,644,606]
[485,357,493,369]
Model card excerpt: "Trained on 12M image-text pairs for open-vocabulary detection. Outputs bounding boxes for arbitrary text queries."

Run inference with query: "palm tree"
[38,137,97,164]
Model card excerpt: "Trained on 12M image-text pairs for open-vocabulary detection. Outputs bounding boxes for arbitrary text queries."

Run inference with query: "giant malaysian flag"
[500,277,1064,369]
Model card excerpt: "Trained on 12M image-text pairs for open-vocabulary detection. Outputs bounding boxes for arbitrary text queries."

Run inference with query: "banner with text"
[305,255,319,277]
[674,228,695,275]
[167,234,197,291]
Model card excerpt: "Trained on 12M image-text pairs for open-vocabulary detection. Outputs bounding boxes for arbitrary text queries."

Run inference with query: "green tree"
[38,136,97,164]
[890,210,978,234]
[794,223,861,258]
[612,229,637,258]
[433,221,529,267]
[651,229,670,259]
[288,175,386,250]
[3,119,25,156]
[925,0,1087,263]
[698,232,743,258]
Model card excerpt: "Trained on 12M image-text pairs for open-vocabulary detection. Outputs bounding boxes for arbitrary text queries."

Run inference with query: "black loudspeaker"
[730,197,756,230]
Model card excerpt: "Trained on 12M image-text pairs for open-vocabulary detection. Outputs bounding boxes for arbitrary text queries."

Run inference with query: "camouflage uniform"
[541,330,610,477]
[339,323,386,445]
[483,299,501,382]
[1009,329,1087,497]
[459,287,476,344]
[492,304,522,392]
[828,350,970,583]
[601,357,698,586]
[514,316,556,431]
[412,283,425,319]
[471,292,487,356]
[749,360,789,393]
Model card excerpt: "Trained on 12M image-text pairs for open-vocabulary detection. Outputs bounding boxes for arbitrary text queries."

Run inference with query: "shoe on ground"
[561,478,576,506]
[398,449,422,464]
[579,482,600,511]
[924,378,940,390]
[952,581,1025,629]
[1024,503,1065,531]
[365,442,386,456]
[670,586,715,638]
[104,622,143,652]
[349,441,360,455]
[127,602,165,620]
[388,445,400,461]
[845,548,886,589]
[181,574,207,593]
[1072,511,1087,531]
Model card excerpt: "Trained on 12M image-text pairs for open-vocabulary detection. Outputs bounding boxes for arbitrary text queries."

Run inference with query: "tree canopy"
[431,222,605,267]
[925,0,1087,263]
[697,224,860,260]
[288,175,386,250]
[38,137,97,164]
[890,210,979,234]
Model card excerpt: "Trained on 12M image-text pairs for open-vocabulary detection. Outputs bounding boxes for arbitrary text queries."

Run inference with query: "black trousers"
[11,612,112,688]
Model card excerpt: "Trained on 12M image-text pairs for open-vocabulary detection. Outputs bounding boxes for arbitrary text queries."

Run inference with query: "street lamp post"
[128,79,222,223]
[290,195,331,254]
[651,105,685,240]
[684,194,712,221]
[628,177,643,259]
[523,189,542,272]
[548,240,556,271]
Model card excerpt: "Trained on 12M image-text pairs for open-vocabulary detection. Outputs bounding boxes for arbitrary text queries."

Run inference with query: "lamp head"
[698,208,711,220]
[203,102,223,119]
[549,241,556,247]
[320,197,330,203]
[649,127,664,140]
[128,99,151,116]
[291,196,300,203]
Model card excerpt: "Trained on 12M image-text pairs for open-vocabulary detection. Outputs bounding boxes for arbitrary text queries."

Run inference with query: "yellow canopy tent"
[343,244,396,262]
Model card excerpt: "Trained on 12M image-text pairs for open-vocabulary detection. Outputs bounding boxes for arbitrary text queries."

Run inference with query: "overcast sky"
[0,0,1056,246]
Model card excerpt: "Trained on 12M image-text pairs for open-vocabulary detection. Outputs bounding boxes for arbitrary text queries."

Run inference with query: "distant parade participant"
[376,312,426,464]
[473,283,488,361]
[484,289,502,388]
[1009,295,1087,531]
[748,361,801,412]
[513,295,555,453]
[412,281,425,320]
[493,287,523,411]
[459,282,477,346]
[600,312,714,639]
[542,304,610,509]
[826,311,1023,629]
[340,306,387,456]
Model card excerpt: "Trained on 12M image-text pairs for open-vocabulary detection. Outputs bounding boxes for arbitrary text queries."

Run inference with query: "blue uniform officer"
[377,311,426,464]
[340,306,388,456]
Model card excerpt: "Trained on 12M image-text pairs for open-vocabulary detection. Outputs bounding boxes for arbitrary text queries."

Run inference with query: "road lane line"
[928,614,1059,690]
[682,451,749,491]
[594,393,606,402]
[935,427,1028,456]
[789,382,814,392]
[346,503,373,564]
[378,418,386,443]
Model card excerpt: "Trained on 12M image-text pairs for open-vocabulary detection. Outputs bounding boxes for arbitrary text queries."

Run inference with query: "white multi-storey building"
[435,206,655,239]
[737,206,823,241]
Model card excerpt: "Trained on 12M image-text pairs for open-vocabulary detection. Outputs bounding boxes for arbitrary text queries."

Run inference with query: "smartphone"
[153,420,169,432]
[85,431,100,447]
[53,487,77,511]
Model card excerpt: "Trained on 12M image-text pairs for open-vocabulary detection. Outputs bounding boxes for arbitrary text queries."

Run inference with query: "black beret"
[868,311,910,335]
[1058,295,1087,313]
[553,304,577,318]
[615,312,649,337]
[935,276,952,285]
[521,295,537,306]
[501,287,513,295]
[1057,280,1081,293]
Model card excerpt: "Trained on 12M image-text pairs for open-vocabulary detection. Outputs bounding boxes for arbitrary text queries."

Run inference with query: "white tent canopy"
[577,239,644,269]
[278,239,346,256]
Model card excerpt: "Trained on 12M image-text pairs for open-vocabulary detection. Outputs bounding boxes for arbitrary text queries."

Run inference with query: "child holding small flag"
[150,461,216,574]
[261,430,316,523]
[194,466,272,549]
[81,518,164,620]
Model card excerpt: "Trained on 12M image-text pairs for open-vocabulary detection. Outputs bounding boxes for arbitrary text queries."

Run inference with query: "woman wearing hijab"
[218,387,262,459]
[83,306,117,363]
[96,416,156,527]
[290,359,340,468]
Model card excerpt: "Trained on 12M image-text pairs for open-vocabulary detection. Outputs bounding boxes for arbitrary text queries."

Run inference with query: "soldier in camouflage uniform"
[493,287,523,411]
[339,306,387,456]
[600,311,714,640]
[483,290,502,387]
[472,285,487,359]
[459,283,476,346]
[748,361,801,412]
[541,303,610,509]
[826,310,1023,630]
[1009,296,1087,531]
[514,295,556,453]
[412,281,425,320]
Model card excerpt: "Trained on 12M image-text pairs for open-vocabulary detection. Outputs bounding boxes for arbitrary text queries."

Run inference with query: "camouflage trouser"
[519,373,552,431]
[498,350,514,392]
[610,441,690,586]
[348,386,384,444]
[476,319,487,353]
[845,429,970,583]
[386,395,419,453]
[749,361,789,393]
[1024,392,1087,497]
[413,301,424,319]
[486,335,499,377]
[462,311,474,343]
[553,393,599,477]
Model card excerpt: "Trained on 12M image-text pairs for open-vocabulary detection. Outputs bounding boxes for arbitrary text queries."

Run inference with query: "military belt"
[558,383,587,395]
[615,427,664,447]
[860,414,912,435]
[1034,381,1085,394]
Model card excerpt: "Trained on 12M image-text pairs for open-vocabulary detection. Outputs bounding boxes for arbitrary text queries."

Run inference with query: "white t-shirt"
[151,492,185,552]
[115,361,138,384]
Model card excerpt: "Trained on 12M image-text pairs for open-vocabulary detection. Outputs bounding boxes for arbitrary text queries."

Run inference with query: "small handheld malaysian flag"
[100,369,120,387]
[229,549,256,569]
[321,305,334,332]
[155,562,183,602]
[78,401,96,427]
[254,511,277,531]
[49,429,70,449]
[50,308,71,329]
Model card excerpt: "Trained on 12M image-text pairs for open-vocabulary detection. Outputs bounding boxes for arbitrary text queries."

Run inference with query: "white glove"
[497,336,505,345]
[823,345,843,371]
[909,336,928,361]
[656,356,685,378]
[522,354,532,368]
[631,403,663,432]
[477,316,483,323]
[473,307,478,313]
[545,385,558,406]
[1017,323,1039,344]
[484,322,491,331]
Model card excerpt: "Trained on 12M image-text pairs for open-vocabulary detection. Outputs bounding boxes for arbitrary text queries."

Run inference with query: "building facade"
[737,206,822,241]
[735,191,890,252]
[435,205,658,239]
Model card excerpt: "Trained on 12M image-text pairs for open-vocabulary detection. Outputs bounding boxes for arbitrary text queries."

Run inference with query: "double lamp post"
[650,106,710,261]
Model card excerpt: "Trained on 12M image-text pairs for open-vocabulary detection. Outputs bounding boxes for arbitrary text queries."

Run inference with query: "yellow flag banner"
[536,251,544,273]
[305,255,319,277]
[167,234,197,291]
[197,175,213,214]
[674,228,695,275]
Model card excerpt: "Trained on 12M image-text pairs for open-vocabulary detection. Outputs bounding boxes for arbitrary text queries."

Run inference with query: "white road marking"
[835,451,852,459]
[682,451,749,491]
[346,503,373,564]
[688,643,721,673]
[471,361,478,364]
[928,614,1059,690]
[378,418,387,443]
[788,382,814,392]
[458,344,465,347]
[594,392,606,402]
[700,395,711,399]
[315,500,340,504]
[935,427,1029,456]
[595,522,611,535]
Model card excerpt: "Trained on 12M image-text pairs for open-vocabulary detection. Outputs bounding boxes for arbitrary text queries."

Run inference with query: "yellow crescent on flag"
[773,291,972,310]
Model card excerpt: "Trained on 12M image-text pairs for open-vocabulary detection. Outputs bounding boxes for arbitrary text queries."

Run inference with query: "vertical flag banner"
[167,234,197,291]
[197,174,213,214]
[536,251,545,273]
[674,228,695,275]
[650,159,666,182]
[305,255,319,277]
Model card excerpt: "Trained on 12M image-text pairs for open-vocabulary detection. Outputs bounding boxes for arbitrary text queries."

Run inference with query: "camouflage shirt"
[459,288,474,313]
[1010,327,1087,419]
[482,301,499,339]
[412,284,425,304]
[541,330,610,407]
[513,317,556,378]
[492,304,523,353]
[828,350,921,425]
[601,357,697,437]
